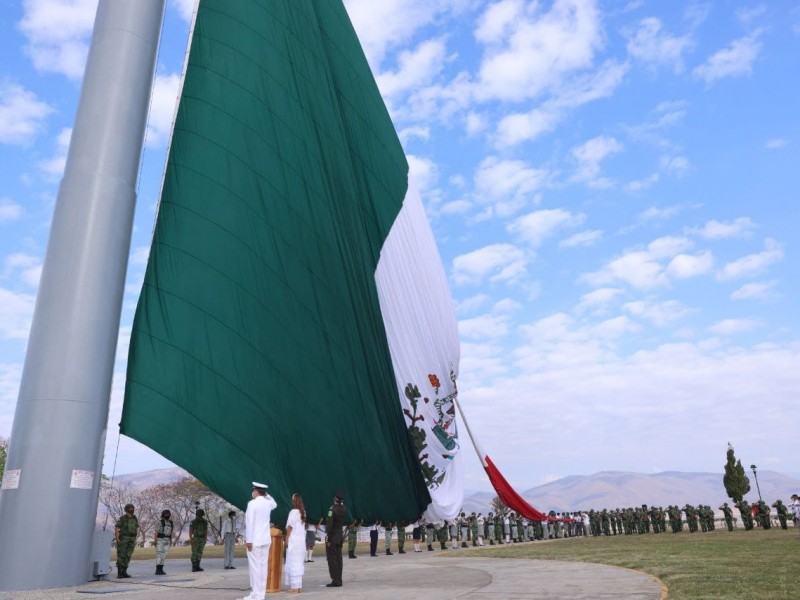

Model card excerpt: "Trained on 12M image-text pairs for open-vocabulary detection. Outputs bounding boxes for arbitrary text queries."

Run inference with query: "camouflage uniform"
[397,521,406,553]
[189,512,208,571]
[347,520,359,558]
[494,513,505,544]
[773,500,788,530]
[115,509,138,578]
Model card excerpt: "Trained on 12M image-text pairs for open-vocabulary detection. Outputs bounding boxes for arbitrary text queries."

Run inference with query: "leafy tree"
[490,496,509,518]
[723,443,750,503]
[0,437,7,483]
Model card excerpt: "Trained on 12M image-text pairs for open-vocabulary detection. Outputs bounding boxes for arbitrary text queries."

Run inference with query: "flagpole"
[0,0,165,590]
[453,396,488,468]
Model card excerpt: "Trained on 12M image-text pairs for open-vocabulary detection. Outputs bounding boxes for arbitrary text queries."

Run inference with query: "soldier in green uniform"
[735,500,753,530]
[114,503,138,578]
[189,508,208,572]
[437,522,448,549]
[470,513,479,546]
[425,521,436,551]
[384,521,394,555]
[485,512,495,545]
[772,500,788,529]
[154,509,173,575]
[756,500,771,529]
[396,521,406,553]
[459,512,469,548]
[347,518,361,559]
[719,503,734,531]
[510,512,519,542]
[494,512,504,544]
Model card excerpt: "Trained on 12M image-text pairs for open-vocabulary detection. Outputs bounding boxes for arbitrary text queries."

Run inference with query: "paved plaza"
[1,546,666,600]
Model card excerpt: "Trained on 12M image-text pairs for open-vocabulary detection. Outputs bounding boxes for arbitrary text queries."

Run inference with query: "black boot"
[398,548,406,554]
[196,560,204,572]
[461,542,467,548]
[119,567,131,578]
[155,564,165,575]
[490,540,495,545]
[348,552,357,559]
[117,567,125,579]
[191,561,198,572]
[427,544,434,551]
[440,542,446,550]
[385,548,393,555]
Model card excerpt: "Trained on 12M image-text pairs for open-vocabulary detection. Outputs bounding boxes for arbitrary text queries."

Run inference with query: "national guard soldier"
[397,521,407,553]
[476,513,485,546]
[495,512,505,544]
[516,514,524,541]
[189,508,208,572]
[384,521,394,555]
[719,502,733,531]
[773,500,788,529]
[735,500,754,530]
[485,512,495,545]
[437,521,448,549]
[347,518,361,559]
[470,512,479,546]
[425,521,436,551]
[325,490,347,587]
[510,512,519,542]
[154,509,173,575]
[459,512,469,548]
[756,500,771,529]
[449,517,459,549]
[115,503,138,578]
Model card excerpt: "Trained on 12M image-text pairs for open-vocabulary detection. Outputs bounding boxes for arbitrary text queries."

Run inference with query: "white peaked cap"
[252,481,269,489]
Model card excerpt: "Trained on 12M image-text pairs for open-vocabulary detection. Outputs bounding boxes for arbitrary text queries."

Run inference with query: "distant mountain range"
[111,467,800,515]
[462,470,800,514]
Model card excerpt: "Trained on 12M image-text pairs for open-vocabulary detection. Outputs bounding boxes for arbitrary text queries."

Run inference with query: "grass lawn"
[461,528,799,599]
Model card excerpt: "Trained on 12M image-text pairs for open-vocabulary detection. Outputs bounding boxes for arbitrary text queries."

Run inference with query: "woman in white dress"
[284,493,307,594]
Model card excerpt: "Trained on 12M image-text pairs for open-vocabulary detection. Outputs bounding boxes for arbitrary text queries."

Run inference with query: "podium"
[266,528,284,594]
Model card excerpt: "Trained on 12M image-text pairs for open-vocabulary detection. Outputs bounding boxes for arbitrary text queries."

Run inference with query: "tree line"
[98,475,237,547]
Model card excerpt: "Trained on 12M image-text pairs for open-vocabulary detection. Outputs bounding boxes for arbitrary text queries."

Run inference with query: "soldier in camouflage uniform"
[437,522,448,549]
[756,500,771,529]
[772,500,788,529]
[735,500,754,530]
[397,521,406,553]
[449,517,458,549]
[485,512,495,545]
[720,503,734,531]
[189,508,208,572]
[115,503,138,578]
[347,518,361,559]
[384,521,394,555]
[425,521,436,551]
[495,512,505,544]
[459,512,469,548]
[154,509,173,575]
[470,513,479,546]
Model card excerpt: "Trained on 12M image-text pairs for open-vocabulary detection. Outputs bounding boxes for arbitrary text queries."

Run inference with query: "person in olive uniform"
[154,509,174,575]
[115,503,138,578]
[396,521,406,554]
[325,491,347,587]
[347,518,361,559]
[773,500,789,529]
[720,503,734,531]
[189,508,208,572]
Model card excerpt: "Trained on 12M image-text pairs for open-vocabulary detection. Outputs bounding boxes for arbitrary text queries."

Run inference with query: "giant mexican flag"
[121,0,462,524]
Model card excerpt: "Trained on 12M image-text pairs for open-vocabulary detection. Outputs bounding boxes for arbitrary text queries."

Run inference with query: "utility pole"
[750,464,762,502]
[0,1,165,590]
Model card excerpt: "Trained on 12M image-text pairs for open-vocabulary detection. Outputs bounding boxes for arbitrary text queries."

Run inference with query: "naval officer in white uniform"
[240,481,277,600]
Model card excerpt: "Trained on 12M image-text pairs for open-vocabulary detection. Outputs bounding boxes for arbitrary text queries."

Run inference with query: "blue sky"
[1,0,798,494]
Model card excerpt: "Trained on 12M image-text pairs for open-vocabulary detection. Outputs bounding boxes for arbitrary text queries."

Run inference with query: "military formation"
[113,494,799,578]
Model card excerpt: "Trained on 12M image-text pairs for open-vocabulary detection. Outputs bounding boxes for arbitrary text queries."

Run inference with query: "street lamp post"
[750,464,762,502]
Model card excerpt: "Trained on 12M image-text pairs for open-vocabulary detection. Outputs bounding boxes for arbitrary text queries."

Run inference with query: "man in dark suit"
[325,491,347,587]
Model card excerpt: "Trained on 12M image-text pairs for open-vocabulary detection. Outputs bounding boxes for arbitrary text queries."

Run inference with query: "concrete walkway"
[2,549,665,600]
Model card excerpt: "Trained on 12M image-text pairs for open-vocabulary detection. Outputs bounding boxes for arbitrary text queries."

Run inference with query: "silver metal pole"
[0,0,165,590]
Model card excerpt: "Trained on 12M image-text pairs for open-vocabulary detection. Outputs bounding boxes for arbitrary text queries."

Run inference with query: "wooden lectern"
[266,527,284,594]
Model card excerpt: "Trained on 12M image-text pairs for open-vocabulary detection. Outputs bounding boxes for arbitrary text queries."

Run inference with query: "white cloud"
[730,280,778,302]
[376,38,447,99]
[458,313,512,340]
[170,0,196,22]
[693,33,762,86]
[455,293,492,316]
[4,253,43,288]
[19,0,98,79]
[693,217,755,240]
[765,138,788,150]
[464,112,488,136]
[626,17,693,73]
[666,251,714,279]
[572,135,622,185]
[474,157,547,216]
[452,243,527,286]
[623,299,693,326]
[398,126,430,144]
[639,204,683,221]
[0,287,36,339]
[581,236,692,290]
[344,0,460,68]
[493,298,522,313]
[407,154,439,196]
[146,73,182,147]
[575,287,623,312]
[660,155,690,176]
[625,172,659,192]
[559,230,603,248]
[0,202,23,223]
[508,208,585,247]
[708,318,760,335]
[39,127,72,177]
[717,238,783,280]
[475,0,603,102]
[495,60,628,147]
[0,81,54,145]
[439,199,472,215]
